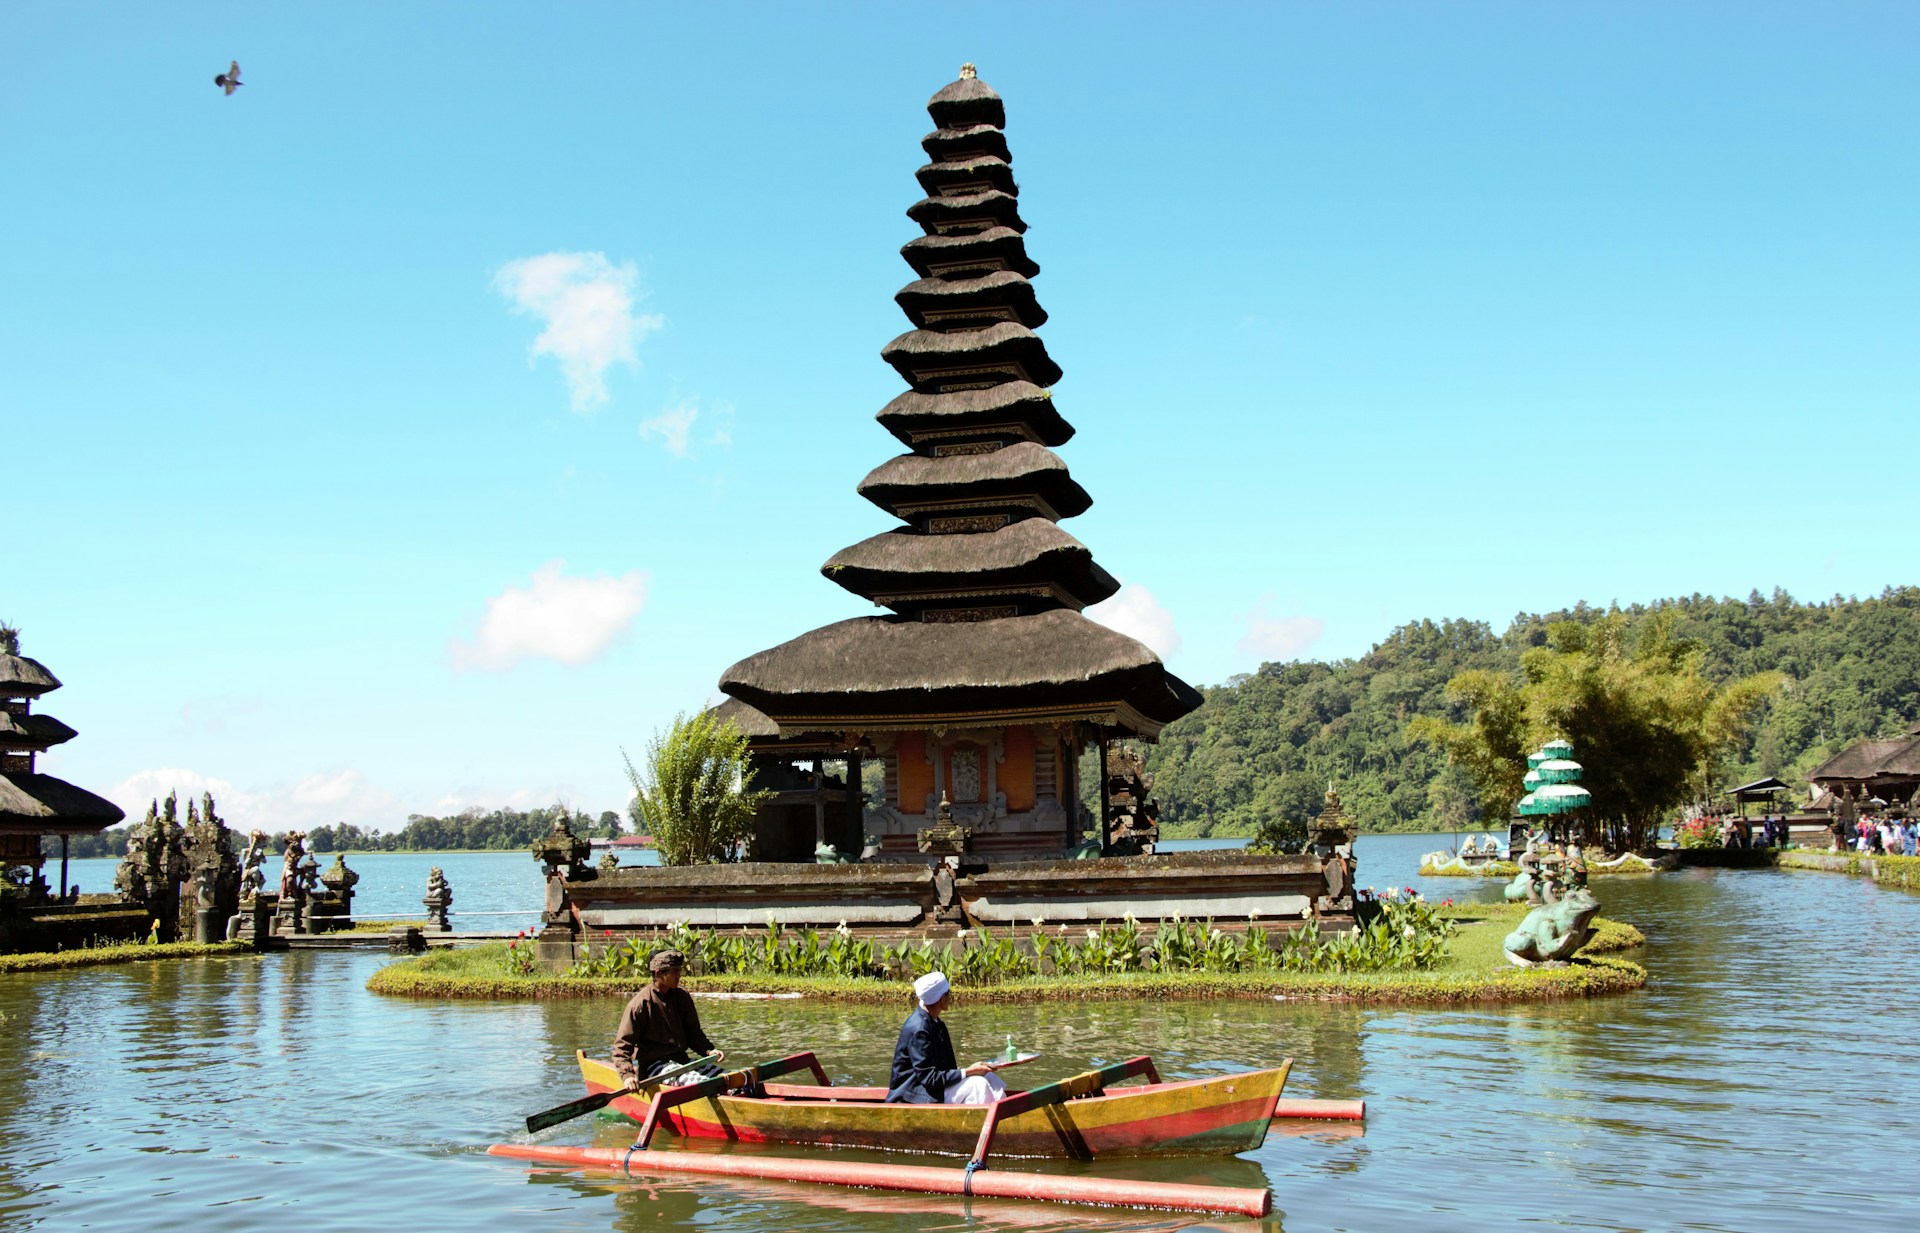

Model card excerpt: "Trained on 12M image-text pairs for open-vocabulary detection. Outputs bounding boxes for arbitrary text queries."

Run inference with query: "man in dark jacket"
[612,949,726,1090]
[886,971,1004,1104]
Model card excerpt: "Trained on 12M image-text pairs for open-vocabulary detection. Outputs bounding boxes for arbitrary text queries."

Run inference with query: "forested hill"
[1146,587,1920,837]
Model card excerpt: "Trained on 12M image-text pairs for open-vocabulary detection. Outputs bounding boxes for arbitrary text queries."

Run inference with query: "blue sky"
[5,2,1915,831]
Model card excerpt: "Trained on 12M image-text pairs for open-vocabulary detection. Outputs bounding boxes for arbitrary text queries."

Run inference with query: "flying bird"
[214,61,243,96]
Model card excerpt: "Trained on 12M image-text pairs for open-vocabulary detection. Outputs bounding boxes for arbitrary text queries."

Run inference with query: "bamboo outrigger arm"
[966,1055,1160,1171]
[633,1052,832,1150]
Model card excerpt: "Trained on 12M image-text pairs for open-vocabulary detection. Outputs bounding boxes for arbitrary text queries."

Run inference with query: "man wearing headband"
[885,970,1006,1105]
[612,948,729,1091]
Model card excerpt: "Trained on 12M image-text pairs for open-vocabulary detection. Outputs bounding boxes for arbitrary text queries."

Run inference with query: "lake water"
[7,833,1917,1231]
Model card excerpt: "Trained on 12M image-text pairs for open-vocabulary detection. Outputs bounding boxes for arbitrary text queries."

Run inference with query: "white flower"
[1403,925,1416,939]
[835,921,851,938]
[1030,916,1047,930]
[955,929,971,938]
[1086,930,1099,942]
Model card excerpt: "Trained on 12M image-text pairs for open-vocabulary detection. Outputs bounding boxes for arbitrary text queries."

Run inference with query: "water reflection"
[2,835,1919,1232]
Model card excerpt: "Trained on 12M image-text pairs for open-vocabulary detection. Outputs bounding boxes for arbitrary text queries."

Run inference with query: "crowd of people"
[1832,813,1918,857]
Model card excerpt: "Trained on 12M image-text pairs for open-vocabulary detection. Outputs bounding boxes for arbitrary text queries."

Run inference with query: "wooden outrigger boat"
[573,1050,1291,1160]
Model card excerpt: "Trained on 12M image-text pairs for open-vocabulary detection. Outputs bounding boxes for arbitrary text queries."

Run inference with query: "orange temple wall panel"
[1001,726,1036,812]
[896,731,932,815]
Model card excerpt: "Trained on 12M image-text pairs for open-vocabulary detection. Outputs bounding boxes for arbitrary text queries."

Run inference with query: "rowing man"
[612,949,727,1090]
[885,971,1007,1105]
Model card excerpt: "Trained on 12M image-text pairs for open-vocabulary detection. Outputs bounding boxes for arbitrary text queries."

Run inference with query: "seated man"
[886,971,1006,1105]
[612,949,728,1090]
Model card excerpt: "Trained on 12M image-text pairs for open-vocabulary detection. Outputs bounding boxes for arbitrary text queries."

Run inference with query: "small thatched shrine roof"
[0,711,78,750]
[894,271,1046,331]
[915,156,1017,198]
[927,72,1005,130]
[822,519,1117,610]
[881,322,1062,391]
[876,382,1074,448]
[720,609,1201,737]
[901,227,1038,280]
[0,653,62,698]
[906,190,1026,235]
[0,771,125,834]
[857,442,1090,519]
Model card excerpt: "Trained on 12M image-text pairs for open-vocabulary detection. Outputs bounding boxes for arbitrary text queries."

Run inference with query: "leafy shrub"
[1674,817,1723,849]
[556,893,1458,985]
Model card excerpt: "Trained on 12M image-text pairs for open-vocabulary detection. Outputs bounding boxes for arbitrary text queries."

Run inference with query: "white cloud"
[451,560,648,671]
[494,251,664,411]
[640,397,735,456]
[1238,597,1325,663]
[1085,584,1182,660]
[639,402,699,456]
[428,786,577,816]
[105,767,399,833]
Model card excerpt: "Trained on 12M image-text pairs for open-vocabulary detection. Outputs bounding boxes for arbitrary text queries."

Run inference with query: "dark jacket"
[886,1006,964,1104]
[611,982,714,1084]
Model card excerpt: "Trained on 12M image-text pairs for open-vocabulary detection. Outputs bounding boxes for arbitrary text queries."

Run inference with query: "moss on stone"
[0,941,253,974]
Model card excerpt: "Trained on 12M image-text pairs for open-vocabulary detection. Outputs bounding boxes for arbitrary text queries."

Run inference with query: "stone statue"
[238,830,267,900]
[278,832,308,899]
[814,841,852,864]
[423,866,453,932]
[1504,833,1554,905]
[597,849,621,875]
[1503,885,1601,966]
[1460,835,1481,858]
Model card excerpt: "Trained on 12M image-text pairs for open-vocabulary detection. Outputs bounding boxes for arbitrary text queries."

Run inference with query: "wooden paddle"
[524,1053,720,1134]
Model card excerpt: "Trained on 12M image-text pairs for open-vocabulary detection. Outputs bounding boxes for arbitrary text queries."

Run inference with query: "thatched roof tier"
[1809,738,1920,784]
[907,190,1025,236]
[877,382,1075,448]
[894,271,1046,331]
[902,227,1038,280]
[719,609,1202,738]
[0,711,78,751]
[712,696,781,739]
[0,653,61,698]
[921,123,1011,165]
[927,74,1005,130]
[822,520,1117,610]
[857,442,1091,520]
[0,771,125,834]
[881,322,1062,392]
[915,156,1017,199]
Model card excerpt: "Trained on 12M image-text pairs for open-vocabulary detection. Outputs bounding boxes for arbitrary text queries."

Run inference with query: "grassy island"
[367,905,1646,1005]
[0,940,253,975]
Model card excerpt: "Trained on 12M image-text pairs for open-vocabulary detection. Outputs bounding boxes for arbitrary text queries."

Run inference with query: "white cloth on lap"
[945,1073,1007,1105]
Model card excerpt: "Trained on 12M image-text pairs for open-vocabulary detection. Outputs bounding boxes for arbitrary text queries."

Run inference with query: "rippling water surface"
[7,834,1917,1232]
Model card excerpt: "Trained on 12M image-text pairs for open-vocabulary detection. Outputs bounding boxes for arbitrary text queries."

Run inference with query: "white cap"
[913,971,950,1005]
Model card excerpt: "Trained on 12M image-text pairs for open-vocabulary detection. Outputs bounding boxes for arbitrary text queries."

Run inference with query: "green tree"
[623,711,773,865]
[1412,612,1782,852]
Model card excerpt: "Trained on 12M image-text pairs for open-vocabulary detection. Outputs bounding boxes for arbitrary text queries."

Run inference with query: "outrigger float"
[489,1050,1366,1218]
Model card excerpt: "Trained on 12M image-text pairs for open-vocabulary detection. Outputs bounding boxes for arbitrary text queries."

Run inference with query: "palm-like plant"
[623,711,773,865]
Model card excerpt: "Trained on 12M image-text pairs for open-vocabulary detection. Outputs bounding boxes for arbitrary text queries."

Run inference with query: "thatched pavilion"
[1,630,124,901]
[718,66,1201,861]
[1808,722,1920,812]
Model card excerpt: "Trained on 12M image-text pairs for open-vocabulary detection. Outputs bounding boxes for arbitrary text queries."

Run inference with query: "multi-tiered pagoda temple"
[0,629,124,901]
[719,66,1201,861]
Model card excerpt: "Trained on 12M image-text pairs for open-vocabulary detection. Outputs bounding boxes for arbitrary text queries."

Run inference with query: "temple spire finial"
[959,62,977,79]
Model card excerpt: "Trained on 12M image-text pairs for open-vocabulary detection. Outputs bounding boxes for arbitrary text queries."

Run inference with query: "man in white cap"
[885,970,1006,1105]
